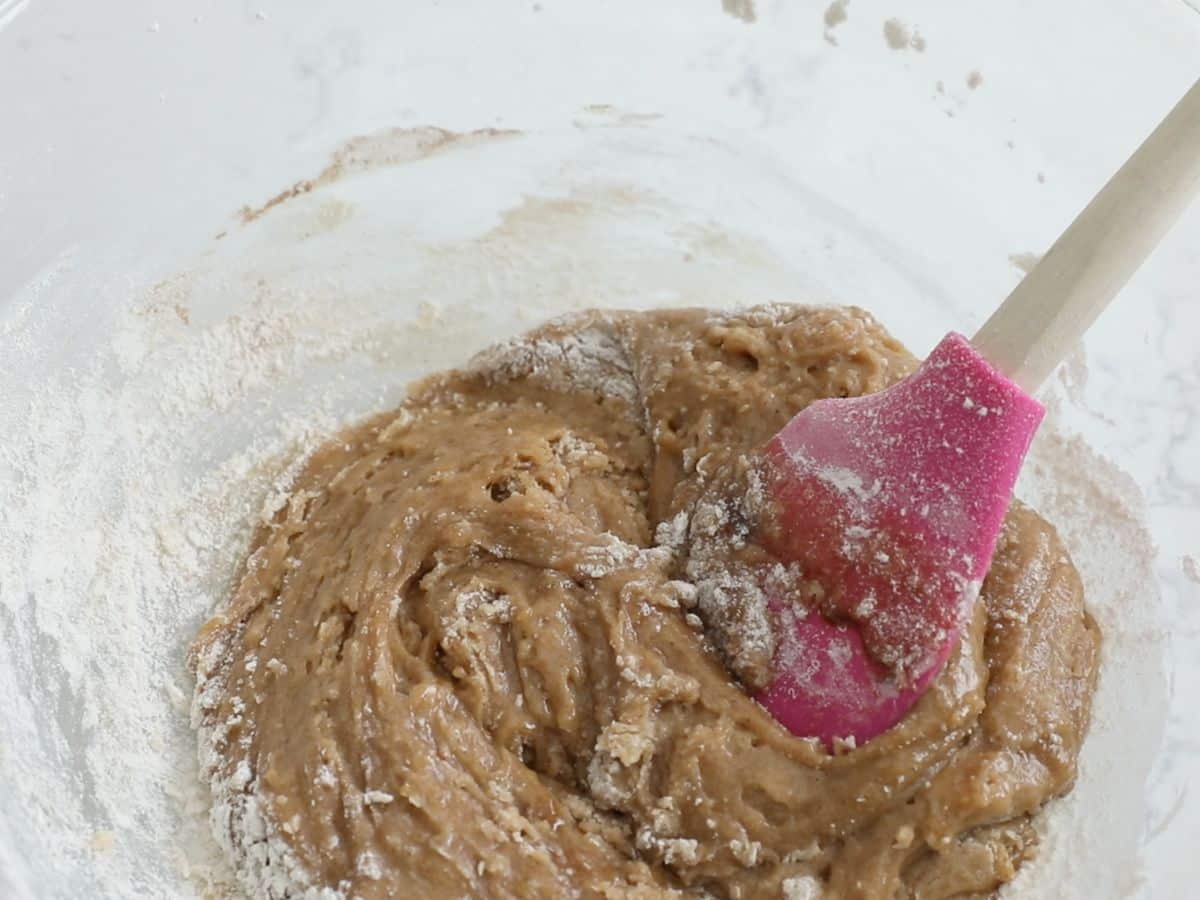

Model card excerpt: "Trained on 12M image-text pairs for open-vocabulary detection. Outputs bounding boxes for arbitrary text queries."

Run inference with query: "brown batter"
[191,305,1099,900]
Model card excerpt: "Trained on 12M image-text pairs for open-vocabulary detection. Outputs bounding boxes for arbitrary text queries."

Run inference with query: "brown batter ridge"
[190,305,1100,900]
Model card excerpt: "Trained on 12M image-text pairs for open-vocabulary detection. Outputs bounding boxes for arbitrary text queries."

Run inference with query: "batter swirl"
[192,305,1099,899]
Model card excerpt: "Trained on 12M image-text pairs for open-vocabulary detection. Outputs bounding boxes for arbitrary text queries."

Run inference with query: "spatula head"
[754,333,1043,747]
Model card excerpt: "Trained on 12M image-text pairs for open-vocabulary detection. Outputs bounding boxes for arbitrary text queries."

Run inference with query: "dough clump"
[192,305,1099,899]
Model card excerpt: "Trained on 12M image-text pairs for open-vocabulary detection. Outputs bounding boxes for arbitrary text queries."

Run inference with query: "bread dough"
[191,305,1099,899]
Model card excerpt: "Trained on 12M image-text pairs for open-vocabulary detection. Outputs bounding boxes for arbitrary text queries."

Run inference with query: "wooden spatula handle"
[973,79,1200,392]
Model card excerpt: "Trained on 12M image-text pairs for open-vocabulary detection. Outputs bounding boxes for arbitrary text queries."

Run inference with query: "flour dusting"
[823,0,849,45]
[883,18,925,52]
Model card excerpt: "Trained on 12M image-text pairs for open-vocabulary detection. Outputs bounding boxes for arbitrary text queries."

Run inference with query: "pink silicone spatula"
[756,79,1200,749]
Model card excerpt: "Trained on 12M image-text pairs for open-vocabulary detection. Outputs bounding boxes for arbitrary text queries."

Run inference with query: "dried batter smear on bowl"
[190,304,1099,899]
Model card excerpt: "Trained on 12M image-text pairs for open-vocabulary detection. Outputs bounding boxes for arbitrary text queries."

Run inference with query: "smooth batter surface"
[191,305,1100,899]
